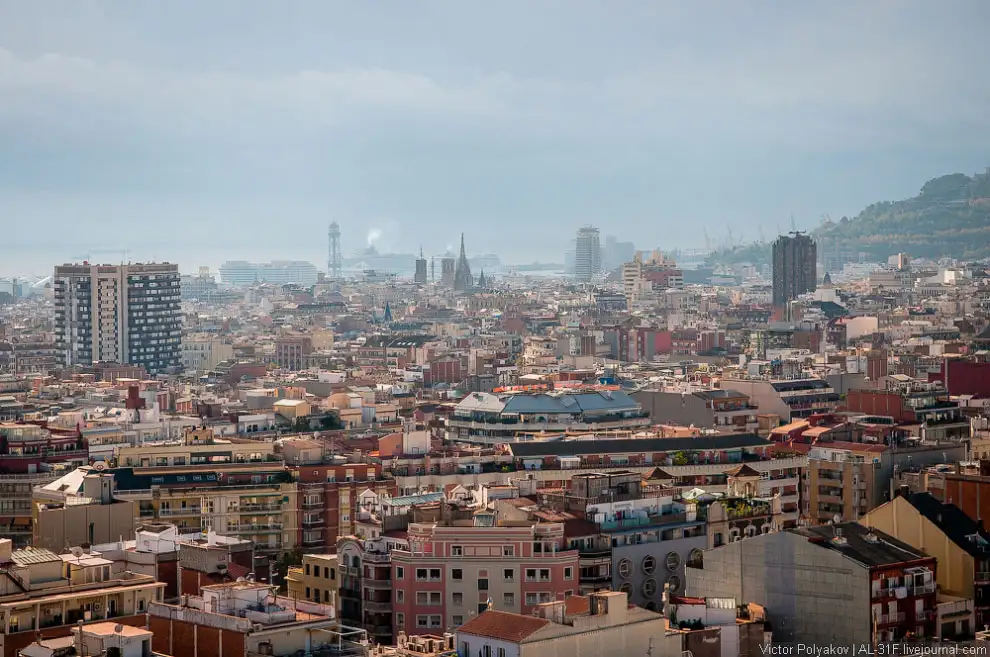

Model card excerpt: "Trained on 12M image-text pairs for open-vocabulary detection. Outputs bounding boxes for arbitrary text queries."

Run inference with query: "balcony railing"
[363,552,392,564]
[878,612,906,625]
[975,572,990,584]
[229,523,283,532]
[158,507,201,517]
[909,582,936,595]
[362,600,392,613]
[578,548,611,559]
[236,503,281,513]
[599,512,690,531]
[1,449,88,460]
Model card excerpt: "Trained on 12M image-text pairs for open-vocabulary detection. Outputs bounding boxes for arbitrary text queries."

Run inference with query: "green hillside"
[707,170,990,267]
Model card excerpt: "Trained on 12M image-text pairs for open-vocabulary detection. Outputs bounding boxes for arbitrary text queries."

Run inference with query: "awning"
[13,517,31,526]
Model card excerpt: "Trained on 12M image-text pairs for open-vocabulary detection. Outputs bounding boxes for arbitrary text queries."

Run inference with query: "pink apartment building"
[390,519,580,635]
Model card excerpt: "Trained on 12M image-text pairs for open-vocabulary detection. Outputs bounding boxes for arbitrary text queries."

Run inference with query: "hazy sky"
[2,0,990,276]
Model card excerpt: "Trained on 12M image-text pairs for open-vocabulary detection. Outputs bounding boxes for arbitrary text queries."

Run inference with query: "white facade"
[219,260,319,286]
[573,226,601,282]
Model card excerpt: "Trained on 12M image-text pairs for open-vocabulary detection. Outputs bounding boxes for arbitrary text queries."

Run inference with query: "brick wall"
[149,616,246,657]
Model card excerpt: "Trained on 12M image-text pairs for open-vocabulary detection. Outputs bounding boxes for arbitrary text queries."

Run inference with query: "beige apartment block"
[285,553,339,612]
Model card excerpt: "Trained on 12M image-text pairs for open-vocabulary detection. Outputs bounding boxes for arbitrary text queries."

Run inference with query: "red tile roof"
[457,610,549,643]
[225,562,251,580]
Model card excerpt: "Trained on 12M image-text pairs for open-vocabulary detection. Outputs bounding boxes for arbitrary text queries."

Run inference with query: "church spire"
[454,233,473,291]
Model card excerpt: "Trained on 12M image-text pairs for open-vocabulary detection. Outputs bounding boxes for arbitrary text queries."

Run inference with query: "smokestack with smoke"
[366,228,383,247]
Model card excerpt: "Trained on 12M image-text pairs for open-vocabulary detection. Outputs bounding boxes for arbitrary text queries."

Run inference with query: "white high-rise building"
[574,226,601,282]
[53,263,182,374]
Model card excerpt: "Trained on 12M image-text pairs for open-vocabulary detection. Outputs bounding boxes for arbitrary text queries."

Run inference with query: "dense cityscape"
[0,222,989,657]
[5,1,990,655]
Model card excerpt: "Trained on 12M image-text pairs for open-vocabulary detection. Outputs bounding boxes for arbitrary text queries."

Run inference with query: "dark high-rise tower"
[414,247,428,284]
[772,232,817,306]
[327,222,342,279]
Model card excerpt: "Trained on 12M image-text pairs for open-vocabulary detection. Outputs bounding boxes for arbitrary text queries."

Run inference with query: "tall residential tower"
[772,232,817,306]
[53,263,182,374]
[574,225,602,282]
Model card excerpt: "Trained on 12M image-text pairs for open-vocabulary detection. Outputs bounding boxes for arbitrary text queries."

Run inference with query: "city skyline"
[4,2,990,276]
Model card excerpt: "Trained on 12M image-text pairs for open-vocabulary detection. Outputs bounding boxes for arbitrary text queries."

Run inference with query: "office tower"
[574,226,601,282]
[414,248,428,284]
[53,263,182,374]
[772,232,817,306]
[328,222,343,279]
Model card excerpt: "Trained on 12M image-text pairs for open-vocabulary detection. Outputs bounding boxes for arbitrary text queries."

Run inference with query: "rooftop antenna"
[790,215,797,232]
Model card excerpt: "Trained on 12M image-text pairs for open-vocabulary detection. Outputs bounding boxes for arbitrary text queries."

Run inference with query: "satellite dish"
[114,624,124,634]
[70,547,84,557]
[833,514,842,525]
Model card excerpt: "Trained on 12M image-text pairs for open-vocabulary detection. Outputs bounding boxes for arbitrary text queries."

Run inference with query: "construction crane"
[71,249,130,263]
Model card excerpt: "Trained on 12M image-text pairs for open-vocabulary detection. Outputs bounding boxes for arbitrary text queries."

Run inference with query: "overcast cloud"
[1,0,989,274]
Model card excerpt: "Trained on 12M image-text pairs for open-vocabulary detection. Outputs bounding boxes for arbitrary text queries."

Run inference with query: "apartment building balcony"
[362,552,392,564]
[302,516,324,526]
[908,581,936,596]
[818,491,844,505]
[598,512,691,531]
[253,542,283,552]
[579,572,611,585]
[362,600,392,613]
[367,625,393,640]
[921,414,970,428]
[158,507,201,517]
[302,536,325,549]
[231,523,283,532]
[237,503,282,513]
[302,499,324,510]
[363,579,392,591]
[578,549,611,567]
[975,572,990,585]
[2,449,89,461]
[877,612,906,625]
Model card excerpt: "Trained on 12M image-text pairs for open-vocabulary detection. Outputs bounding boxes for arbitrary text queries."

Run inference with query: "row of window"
[405,566,572,583]
[399,590,568,607]
[303,564,336,580]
